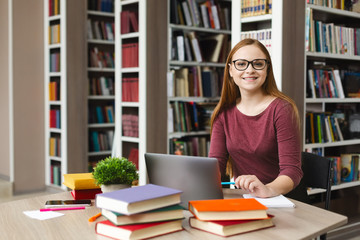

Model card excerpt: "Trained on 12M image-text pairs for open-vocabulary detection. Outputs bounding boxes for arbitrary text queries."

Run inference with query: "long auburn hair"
[210,38,300,177]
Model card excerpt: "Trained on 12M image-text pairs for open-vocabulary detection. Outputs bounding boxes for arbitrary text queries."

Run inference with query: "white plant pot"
[101,184,131,193]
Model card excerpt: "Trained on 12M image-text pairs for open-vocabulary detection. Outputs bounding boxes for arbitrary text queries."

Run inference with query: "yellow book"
[63,173,100,190]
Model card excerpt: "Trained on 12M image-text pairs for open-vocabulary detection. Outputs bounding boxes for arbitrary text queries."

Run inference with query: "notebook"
[144,153,224,209]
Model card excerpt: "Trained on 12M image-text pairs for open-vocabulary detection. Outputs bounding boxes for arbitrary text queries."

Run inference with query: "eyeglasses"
[232,59,268,71]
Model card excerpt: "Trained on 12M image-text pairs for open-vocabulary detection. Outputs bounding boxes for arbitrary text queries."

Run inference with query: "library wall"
[13,0,45,193]
[0,0,10,180]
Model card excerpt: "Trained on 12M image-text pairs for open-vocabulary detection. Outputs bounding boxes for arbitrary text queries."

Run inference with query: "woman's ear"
[228,63,233,78]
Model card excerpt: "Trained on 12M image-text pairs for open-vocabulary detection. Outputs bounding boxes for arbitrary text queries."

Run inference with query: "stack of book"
[188,198,274,237]
[62,173,102,200]
[95,184,184,240]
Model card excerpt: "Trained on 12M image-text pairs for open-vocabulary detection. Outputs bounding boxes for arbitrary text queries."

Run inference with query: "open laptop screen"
[144,153,224,209]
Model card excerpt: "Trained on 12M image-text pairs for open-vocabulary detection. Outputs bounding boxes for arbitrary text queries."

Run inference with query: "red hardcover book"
[71,188,102,200]
[95,219,183,240]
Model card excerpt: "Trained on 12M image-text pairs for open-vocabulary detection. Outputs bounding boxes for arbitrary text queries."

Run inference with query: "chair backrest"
[301,151,332,210]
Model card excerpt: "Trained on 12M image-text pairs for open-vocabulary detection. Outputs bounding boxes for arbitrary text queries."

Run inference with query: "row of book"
[307,68,345,98]
[50,162,61,186]
[305,112,345,144]
[122,114,138,138]
[48,23,60,44]
[329,153,360,185]
[89,77,114,96]
[241,0,273,17]
[122,78,138,102]
[49,81,60,101]
[88,105,114,124]
[305,8,360,55]
[120,10,138,34]
[122,43,139,68]
[87,19,114,41]
[89,130,114,152]
[169,101,215,133]
[88,0,114,13]
[170,0,231,30]
[49,137,61,157]
[171,31,230,63]
[170,136,210,157]
[95,184,275,239]
[95,184,184,240]
[89,47,115,69]
[241,29,272,55]
[50,52,60,72]
[167,67,223,98]
[48,0,60,16]
[307,0,360,11]
[49,109,61,129]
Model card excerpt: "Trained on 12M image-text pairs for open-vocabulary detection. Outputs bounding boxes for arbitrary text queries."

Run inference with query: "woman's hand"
[235,175,275,198]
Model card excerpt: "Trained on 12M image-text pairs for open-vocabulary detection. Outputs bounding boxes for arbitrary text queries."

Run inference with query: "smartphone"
[45,200,92,208]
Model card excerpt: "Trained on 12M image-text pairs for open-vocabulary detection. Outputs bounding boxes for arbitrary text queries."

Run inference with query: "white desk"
[0,189,347,240]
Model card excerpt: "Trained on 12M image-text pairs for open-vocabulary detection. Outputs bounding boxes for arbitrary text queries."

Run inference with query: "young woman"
[209,39,303,198]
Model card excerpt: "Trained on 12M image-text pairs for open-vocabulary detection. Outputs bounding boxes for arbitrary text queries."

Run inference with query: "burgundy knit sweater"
[209,98,303,187]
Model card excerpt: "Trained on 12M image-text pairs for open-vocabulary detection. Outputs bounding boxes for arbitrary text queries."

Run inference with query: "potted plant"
[92,156,138,193]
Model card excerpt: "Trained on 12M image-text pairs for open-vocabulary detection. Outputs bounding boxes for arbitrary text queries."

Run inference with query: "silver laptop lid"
[144,153,224,209]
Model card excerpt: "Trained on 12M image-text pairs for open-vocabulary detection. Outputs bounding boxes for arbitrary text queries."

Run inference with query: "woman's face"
[228,44,268,94]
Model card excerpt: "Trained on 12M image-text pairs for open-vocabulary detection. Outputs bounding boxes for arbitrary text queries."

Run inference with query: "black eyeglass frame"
[231,58,269,71]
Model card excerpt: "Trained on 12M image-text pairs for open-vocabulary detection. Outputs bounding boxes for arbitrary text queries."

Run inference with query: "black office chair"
[287,152,333,240]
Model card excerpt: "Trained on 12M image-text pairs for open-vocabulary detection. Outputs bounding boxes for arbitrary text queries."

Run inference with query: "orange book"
[188,198,268,221]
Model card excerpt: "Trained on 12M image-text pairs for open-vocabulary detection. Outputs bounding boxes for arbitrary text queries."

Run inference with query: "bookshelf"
[44,0,87,189]
[304,3,360,193]
[114,0,168,185]
[167,0,233,156]
[86,0,115,171]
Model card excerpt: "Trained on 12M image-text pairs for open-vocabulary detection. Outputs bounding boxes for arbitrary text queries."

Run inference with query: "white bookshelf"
[114,0,147,185]
[86,1,115,171]
[304,3,360,192]
[44,0,87,189]
[44,0,67,189]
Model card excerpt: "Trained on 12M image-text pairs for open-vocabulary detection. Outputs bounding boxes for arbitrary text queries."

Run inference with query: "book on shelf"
[71,188,102,200]
[340,154,360,182]
[63,173,100,190]
[95,184,182,215]
[128,148,139,170]
[343,72,360,98]
[101,204,184,226]
[328,156,342,185]
[122,43,139,68]
[199,34,225,63]
[188,198,268,221]
[95,219,183,240]
[121,10,139,34]
[88,0,114,13]
[189,215,274,237]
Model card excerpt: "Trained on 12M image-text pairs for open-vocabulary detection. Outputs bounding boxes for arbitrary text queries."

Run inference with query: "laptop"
[144,153,224,209]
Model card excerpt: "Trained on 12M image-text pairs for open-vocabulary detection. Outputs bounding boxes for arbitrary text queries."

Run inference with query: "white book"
[87,19,93,39]
[333,69,345,98]
[176,35,185,61]
[167,70,175,97]
[324,116,332,142]
[182,1,193,26]
[100,77,110,95]
[243,194,295,208]
[334,117,344,141]
[308,69,316,98]
[211,5,220,29]
[200,4,210,28]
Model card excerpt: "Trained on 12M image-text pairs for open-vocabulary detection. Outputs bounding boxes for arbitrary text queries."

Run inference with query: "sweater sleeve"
[275,102,303,188]
[208,113,228,178]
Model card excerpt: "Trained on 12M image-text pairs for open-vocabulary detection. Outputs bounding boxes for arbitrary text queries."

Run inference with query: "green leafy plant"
[92,157,138,186]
